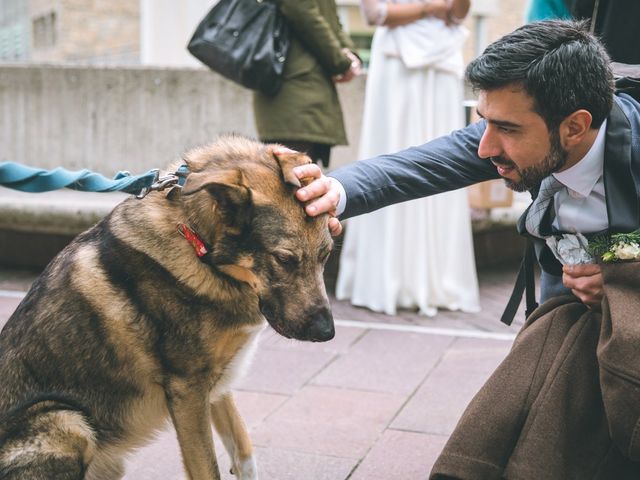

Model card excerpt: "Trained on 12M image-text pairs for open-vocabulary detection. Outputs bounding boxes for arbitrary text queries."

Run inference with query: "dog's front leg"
[210,393,258,480]
[166,378,221,480]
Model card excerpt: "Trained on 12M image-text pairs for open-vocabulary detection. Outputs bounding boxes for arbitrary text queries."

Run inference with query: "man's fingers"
[563,263,601,277]
[563,268,603,309]
[292,164,341,222]
[297,176,330,201]
[328,217,343,237]
[305,193,338,217]
[562,271,602,293]
[570,288,602,310]
[293,163,322,182]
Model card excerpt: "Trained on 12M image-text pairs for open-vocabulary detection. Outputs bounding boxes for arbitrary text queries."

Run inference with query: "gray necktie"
[525,175,564,238]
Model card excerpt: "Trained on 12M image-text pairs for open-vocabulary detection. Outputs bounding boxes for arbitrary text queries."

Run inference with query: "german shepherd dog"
[0,136,334,480]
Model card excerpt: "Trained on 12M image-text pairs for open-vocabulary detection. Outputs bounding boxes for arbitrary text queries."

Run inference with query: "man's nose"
[477,126,501,159]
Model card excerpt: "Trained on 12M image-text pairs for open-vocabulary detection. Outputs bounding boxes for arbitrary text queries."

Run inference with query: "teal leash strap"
[0,162,187,196]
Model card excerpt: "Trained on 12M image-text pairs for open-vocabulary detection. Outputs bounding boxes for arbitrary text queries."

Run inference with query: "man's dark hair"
[466,20,614,129]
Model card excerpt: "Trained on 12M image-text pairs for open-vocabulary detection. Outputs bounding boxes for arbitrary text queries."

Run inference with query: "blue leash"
[0,161,188,197]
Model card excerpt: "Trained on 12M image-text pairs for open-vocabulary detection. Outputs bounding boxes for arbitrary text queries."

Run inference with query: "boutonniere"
[589,229,640,262]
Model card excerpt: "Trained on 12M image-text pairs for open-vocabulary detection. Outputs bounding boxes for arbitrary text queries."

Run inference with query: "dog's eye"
[274,252,299,269]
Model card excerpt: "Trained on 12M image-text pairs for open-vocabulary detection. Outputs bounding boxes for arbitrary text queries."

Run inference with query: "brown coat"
[253,0,354,146]
[431,262,640,479]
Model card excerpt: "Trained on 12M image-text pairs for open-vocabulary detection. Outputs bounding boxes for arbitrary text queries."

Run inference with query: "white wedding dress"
[335,12,480,316]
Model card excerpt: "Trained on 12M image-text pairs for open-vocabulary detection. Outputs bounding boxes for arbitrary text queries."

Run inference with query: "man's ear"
[271,147,312,187]
[560,109,593,149]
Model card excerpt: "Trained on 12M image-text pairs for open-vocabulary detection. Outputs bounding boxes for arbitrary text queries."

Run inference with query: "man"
[292,19,640,315]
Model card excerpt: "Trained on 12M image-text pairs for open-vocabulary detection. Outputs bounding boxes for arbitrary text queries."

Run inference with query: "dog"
[0,135,335,480]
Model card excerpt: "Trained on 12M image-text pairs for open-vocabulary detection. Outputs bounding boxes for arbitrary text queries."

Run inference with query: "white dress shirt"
[552,119,608,234]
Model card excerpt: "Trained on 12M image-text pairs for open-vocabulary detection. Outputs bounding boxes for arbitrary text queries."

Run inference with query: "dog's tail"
[0,397,95,480]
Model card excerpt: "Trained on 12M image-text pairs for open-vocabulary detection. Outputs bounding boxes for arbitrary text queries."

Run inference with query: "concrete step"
[0,187,527,276]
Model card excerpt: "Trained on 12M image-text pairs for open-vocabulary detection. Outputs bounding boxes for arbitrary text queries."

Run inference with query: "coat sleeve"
[598,261,640,461]
[329,120,500,219]
[278,0,352,75]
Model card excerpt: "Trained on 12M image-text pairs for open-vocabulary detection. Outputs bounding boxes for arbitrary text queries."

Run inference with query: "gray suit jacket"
[330,94,640,303]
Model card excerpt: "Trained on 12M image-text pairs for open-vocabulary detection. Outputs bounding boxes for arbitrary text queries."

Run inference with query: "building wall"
[29,0,140,64]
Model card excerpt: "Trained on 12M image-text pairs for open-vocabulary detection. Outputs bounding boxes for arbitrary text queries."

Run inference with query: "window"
[32,11,56,48]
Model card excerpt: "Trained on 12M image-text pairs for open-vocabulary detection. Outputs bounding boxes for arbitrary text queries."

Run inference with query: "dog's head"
[178,135,334,342]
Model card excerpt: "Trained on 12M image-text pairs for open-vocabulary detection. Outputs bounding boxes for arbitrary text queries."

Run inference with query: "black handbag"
[187,0,290,97]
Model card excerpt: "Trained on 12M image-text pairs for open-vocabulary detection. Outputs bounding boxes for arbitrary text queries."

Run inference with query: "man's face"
[476,86,568,192]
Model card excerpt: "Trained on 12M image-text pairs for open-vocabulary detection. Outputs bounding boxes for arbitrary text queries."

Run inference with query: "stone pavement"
[0,264,525,480]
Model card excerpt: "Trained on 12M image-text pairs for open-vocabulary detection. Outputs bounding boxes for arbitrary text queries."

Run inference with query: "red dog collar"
[177,223,209,257]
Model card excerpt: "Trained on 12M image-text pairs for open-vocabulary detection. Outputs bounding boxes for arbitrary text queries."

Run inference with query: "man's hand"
[562,263,603,310]
[293,163,343,236]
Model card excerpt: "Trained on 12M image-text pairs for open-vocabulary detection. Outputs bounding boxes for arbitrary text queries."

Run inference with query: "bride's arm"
[448,0,471,24]
[360,0,470,28]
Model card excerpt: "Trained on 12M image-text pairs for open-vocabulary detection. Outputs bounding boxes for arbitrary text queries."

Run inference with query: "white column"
[140,0,213,67]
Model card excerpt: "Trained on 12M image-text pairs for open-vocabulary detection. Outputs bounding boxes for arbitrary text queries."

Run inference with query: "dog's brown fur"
[0,135,334,480]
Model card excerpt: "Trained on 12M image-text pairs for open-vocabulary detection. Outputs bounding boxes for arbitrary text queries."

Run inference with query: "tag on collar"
[177,223,208,257]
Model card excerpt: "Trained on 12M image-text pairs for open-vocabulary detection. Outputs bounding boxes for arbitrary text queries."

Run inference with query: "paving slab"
[349,429,449,480]
[232,390,290,429]
[250,385,406,459]
[236,343,336,396]
[260,324,366,355]
[312,329,454,395]
[249,447,356,480]
[391,337,512,435]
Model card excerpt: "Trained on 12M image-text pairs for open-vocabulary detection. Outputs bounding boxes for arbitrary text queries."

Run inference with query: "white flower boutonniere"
[589,229,640,262]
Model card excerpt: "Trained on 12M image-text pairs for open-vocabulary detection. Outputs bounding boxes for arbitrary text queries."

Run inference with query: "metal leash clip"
[136,166,189,199]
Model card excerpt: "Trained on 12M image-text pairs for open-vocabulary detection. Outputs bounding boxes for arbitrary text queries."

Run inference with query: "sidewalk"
[0,264,523,479]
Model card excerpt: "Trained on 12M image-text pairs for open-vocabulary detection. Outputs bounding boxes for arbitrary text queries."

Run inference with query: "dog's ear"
[271,147,312,188]
[182,169,253,230]
[182,169,247,197]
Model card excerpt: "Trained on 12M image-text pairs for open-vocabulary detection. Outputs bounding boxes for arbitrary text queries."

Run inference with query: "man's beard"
[493,130,568,192]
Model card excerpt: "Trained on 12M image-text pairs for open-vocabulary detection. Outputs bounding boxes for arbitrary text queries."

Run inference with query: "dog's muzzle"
[303,306,335,342]
[260,300,335,342]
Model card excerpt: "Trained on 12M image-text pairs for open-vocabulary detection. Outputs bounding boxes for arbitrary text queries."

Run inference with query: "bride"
[336,0,480,316]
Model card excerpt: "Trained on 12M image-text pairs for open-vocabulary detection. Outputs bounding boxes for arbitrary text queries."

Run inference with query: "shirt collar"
[552,119,607,197]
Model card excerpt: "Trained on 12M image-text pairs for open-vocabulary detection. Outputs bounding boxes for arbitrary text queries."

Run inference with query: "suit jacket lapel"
[604,100,639,232]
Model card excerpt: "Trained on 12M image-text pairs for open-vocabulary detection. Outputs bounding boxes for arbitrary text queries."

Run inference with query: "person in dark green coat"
[253,0,361,168]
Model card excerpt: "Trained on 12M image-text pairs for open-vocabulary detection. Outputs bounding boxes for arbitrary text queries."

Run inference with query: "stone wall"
[0,64,365,175]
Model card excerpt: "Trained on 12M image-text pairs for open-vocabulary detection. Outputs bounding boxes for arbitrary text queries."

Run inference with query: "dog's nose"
[305,307,335,342]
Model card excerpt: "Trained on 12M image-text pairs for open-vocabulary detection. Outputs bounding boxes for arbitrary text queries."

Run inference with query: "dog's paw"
[234,456,258,480]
